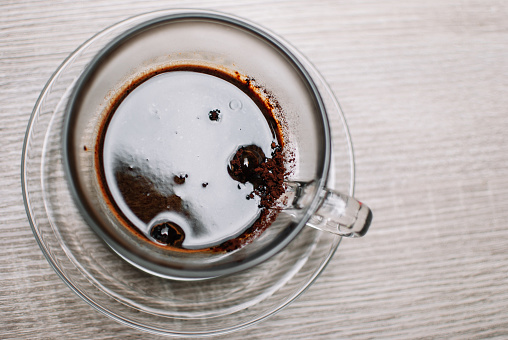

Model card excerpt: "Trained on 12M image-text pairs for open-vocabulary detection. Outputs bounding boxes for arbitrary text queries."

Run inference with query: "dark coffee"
[95,64,288,253]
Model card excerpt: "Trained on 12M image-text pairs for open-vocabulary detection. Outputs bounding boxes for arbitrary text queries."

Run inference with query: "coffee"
[95,65,289,253]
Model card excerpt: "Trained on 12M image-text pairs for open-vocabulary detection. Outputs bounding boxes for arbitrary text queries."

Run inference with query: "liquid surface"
[100,70,280,249]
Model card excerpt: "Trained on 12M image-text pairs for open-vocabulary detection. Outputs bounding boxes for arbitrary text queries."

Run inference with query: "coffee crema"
[94,64,289,253]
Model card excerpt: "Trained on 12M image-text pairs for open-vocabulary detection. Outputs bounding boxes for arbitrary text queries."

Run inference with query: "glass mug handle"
[284,181,372,237]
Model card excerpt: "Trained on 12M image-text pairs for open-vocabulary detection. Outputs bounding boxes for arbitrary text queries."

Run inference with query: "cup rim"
[62,9,332,279]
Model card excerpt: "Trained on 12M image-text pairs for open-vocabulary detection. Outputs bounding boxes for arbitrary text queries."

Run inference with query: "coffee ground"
[218,144,286,252]
[208,109,220,121]
[173,174,187,185]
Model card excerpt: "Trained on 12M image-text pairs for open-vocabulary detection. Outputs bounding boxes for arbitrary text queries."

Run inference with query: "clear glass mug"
[63,10,372,280]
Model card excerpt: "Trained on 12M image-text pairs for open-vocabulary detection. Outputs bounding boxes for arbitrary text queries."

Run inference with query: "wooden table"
[3,0,508,338]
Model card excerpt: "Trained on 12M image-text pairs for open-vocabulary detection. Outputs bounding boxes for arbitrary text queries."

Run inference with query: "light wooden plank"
[2,0,508,338]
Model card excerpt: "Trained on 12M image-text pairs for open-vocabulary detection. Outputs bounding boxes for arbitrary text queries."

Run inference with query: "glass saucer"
[22,9,354,336]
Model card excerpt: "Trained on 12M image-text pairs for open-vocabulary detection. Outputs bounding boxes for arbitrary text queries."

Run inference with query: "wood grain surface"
[2,0,508,338]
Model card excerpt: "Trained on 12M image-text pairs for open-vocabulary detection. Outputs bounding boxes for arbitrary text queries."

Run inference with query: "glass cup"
[63,10,372,280]
[23,9,372,334]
